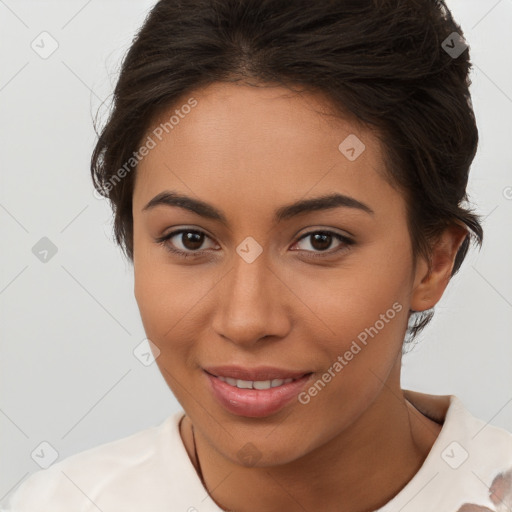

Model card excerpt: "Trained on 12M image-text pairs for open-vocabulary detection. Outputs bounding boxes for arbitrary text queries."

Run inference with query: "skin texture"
[132,82,467,512]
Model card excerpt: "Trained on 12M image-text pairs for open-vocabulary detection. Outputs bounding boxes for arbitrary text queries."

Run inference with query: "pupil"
[311,233,331,251]
[183,232,203,250]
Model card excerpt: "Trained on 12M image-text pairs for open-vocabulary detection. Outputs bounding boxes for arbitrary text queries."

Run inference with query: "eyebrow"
[142,190,374,224]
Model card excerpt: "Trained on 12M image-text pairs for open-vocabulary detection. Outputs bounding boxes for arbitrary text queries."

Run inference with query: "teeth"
[217,376,295,389]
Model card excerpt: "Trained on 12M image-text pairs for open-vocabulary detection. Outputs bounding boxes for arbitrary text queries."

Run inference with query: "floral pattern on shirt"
[456,467,512,512]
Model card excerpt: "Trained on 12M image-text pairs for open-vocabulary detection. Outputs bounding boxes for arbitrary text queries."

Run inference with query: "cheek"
[134,269,191,338]
[288,241,412,411]
[133,262,209,405]
[295,270,408,389]
[133,222,204,334]
[292,241,413,345]
[133,255,220,362]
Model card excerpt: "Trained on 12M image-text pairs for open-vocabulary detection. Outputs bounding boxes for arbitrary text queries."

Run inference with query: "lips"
[203,365,314,417]
[204,365,311,381]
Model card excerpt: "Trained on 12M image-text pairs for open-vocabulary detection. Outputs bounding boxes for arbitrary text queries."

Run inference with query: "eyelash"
[154,229,355,260]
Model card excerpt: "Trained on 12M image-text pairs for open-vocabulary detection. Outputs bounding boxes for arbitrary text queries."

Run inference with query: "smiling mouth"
[204,370,315,417]
[211,374,312,390]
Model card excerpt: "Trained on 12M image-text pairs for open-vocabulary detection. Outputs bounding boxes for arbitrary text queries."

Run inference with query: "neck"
[180,382,442,512]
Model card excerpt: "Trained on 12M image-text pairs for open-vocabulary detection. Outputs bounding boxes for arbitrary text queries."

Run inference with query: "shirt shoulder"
[379,391,512,512]
[1,411,219,512]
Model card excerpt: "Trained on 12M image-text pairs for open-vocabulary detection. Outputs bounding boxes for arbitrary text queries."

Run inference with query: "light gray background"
[1,0,511,504]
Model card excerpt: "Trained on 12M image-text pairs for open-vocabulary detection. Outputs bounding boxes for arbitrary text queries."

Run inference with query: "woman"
[4,0,511,511]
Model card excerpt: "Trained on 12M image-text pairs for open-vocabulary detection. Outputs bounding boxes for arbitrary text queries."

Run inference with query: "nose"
[211,253,291,348]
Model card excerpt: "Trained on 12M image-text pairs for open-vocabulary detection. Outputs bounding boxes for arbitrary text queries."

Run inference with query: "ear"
[410,223,468,312]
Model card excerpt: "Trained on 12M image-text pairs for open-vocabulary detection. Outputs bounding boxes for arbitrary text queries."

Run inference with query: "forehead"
[133,82,400,220]
[142,81,375,162]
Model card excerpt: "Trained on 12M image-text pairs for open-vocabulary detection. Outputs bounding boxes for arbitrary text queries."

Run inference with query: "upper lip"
[204,365,312,381]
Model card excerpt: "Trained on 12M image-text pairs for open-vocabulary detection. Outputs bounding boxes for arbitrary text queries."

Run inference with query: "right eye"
[155,229,219,258]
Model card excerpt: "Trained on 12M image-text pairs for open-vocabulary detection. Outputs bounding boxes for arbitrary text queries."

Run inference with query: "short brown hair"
[91,0,483,343]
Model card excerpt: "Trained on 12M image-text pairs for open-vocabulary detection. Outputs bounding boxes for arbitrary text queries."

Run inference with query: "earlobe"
[410,224,468,312]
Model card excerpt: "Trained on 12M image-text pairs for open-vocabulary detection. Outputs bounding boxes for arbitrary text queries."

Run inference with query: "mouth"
[203,365,312,382]
[206,372,309,390]
[203,366,314,418]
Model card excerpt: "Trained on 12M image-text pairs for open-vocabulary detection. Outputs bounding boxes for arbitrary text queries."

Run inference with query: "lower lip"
[204,371,313,418]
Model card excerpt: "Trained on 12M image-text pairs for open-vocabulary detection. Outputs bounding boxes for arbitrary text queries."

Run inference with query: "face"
[132,81,426,466]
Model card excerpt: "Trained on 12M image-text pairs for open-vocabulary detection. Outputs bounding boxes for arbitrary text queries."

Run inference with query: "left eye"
[155,229,354,258]
[292,231,354,255]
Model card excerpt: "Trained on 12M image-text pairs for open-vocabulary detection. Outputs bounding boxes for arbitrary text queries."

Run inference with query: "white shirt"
[2,390,512,512]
